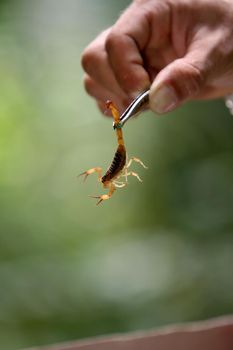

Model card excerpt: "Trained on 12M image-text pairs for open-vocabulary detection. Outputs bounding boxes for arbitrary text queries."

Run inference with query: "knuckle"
[105,29,120,54]
[82,29,110,73]
[185,61,205,93]
[81,46,98,73]
[173,59,204,98]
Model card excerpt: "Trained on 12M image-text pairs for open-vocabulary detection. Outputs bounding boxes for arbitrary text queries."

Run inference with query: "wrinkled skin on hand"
[82,0,233,114]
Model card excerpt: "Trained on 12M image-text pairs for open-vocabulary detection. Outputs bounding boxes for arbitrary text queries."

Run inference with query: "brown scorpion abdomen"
[102,144,126,183]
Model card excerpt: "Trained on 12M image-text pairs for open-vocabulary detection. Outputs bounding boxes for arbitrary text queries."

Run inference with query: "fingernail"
[150,85,179,114]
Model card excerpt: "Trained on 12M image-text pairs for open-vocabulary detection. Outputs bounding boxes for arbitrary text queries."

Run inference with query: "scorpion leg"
[121,157,147,183]
[124,171,143,183]
[91,183,116,205]
[78,167,102,182]
[126,157,148,169]
[114,181,126,188]
[121,157,147,182]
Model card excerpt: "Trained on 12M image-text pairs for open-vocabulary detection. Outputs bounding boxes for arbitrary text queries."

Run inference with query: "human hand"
[81,0,233,115]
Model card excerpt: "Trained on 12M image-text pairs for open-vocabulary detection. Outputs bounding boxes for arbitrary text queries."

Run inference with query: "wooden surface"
[27,316,233,350]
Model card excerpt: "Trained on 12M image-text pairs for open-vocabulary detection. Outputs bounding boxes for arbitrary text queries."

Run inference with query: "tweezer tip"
[112,89,150,129]
[113,121,123,130]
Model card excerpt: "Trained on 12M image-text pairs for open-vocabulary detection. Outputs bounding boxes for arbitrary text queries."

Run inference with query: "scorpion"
[79,101,147,205]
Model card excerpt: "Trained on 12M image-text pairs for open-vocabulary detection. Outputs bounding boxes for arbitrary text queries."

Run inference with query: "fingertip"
[149,83,179,114]
[83,74,93,96]
[149,58,205,114]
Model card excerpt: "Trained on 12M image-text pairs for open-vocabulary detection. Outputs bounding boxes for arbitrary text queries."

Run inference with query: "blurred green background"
[0,1,233,349]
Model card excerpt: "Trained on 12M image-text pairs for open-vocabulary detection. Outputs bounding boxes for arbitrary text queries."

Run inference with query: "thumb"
[149,57,205,114]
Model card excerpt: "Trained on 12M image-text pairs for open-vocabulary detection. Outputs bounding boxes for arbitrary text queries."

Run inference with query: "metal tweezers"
[113,89,150,129]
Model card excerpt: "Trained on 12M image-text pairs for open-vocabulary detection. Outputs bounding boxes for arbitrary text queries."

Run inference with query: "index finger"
[105,2,169,97]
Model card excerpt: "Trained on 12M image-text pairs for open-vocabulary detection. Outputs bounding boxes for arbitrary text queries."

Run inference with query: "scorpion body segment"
[101,144,126,183]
